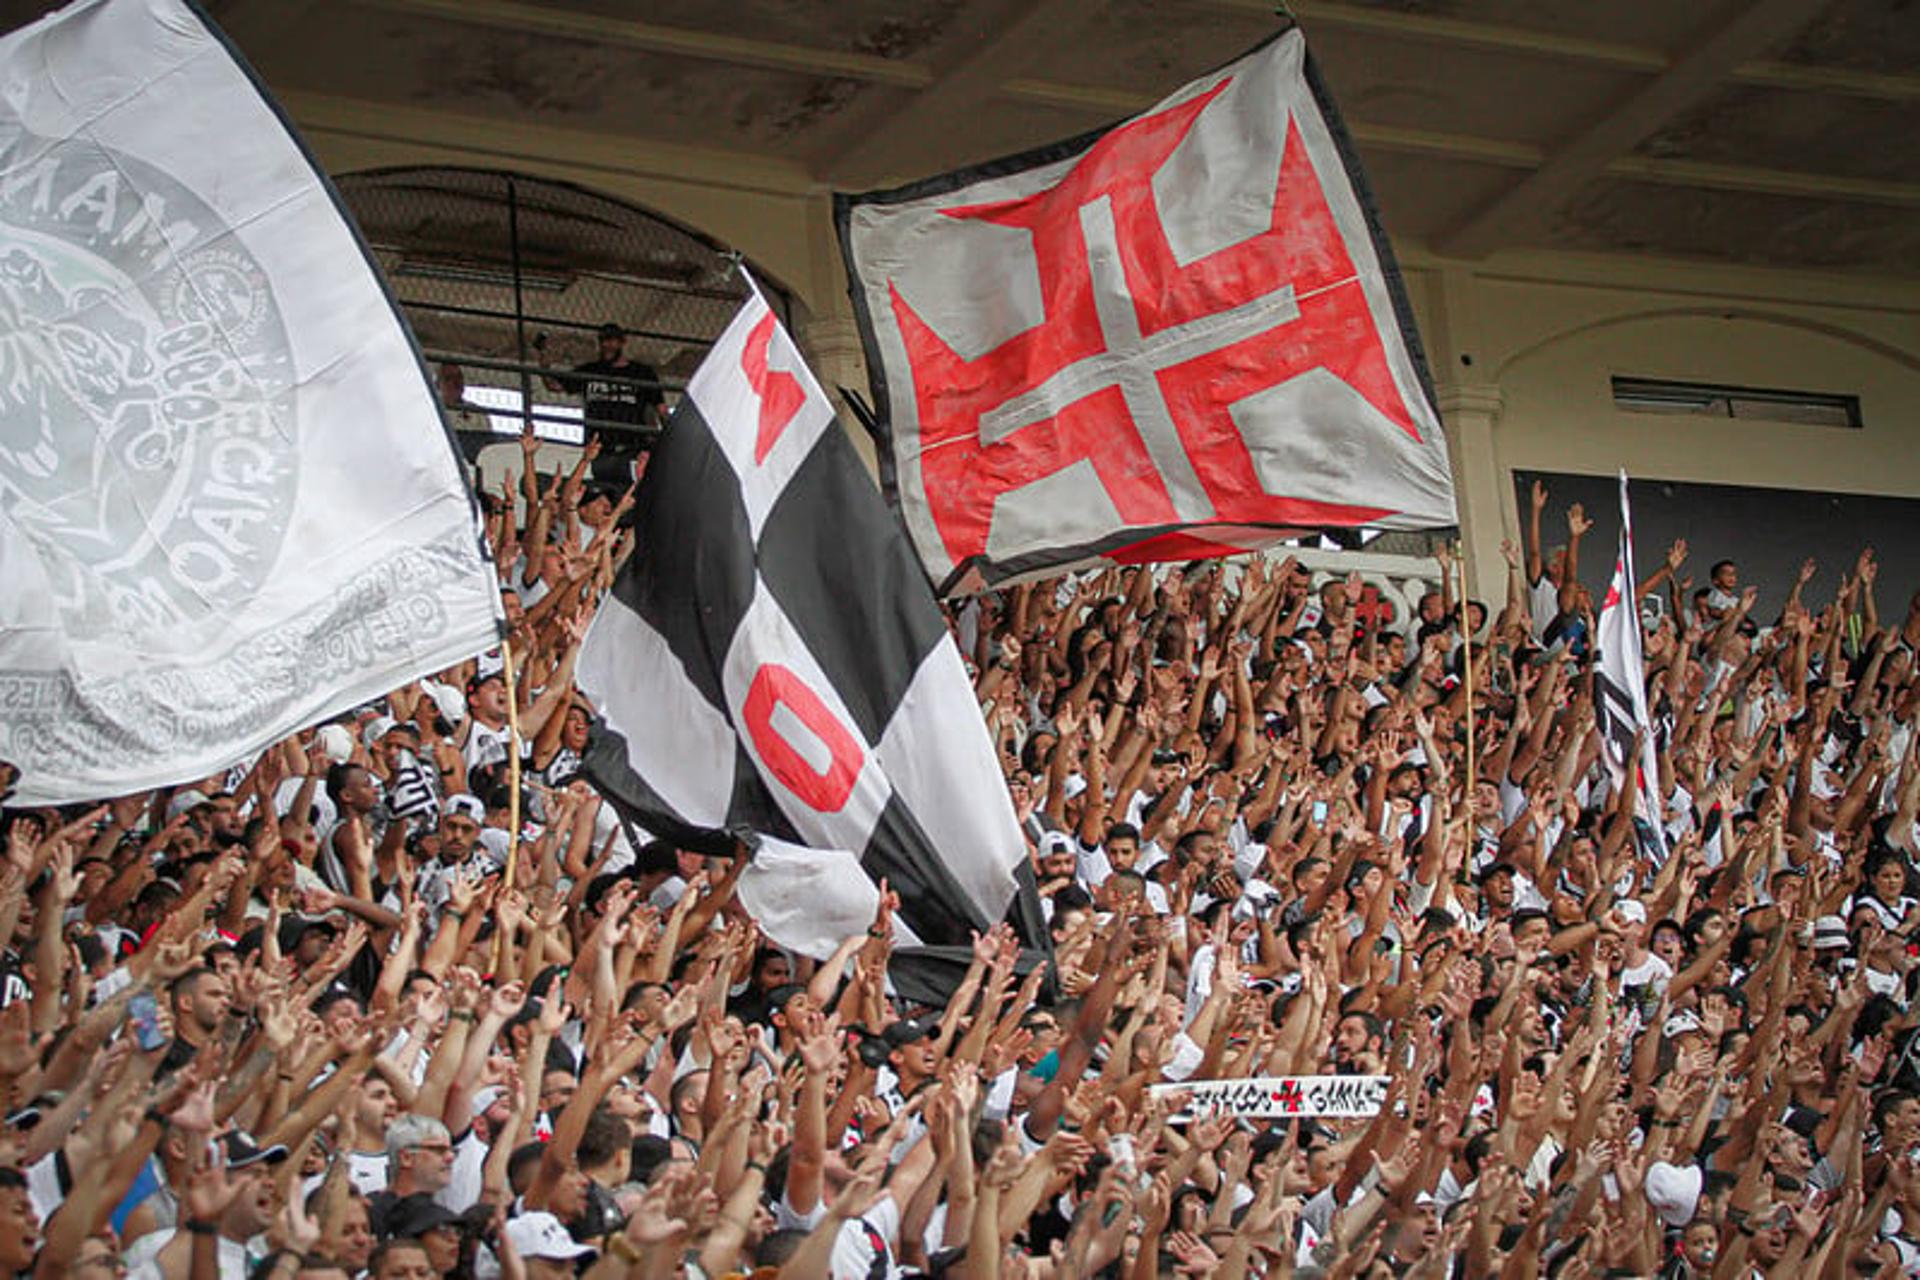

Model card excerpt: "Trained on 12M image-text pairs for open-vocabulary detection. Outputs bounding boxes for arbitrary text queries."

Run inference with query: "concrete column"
[1434,382,1508,604]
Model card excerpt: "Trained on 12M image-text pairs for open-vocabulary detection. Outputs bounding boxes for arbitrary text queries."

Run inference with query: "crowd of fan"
[2,444,1919,1280]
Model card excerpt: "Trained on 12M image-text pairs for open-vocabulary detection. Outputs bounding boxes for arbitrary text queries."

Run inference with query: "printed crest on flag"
[0,0,501,804]
[837,28,1454,593]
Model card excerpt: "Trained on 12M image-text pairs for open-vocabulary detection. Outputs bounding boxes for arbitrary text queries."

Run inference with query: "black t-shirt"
[567,358,662,427]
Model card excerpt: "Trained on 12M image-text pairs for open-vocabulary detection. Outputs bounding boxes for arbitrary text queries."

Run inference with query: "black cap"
[882,1015,938,1050]
[597,322,625,340]
[277,915,337,954]
[381,1192,463,1240]
[218,1130,289,1170]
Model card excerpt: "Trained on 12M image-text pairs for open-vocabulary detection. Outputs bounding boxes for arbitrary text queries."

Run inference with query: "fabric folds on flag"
[1595,470,1668,864]
[577,281,1030,972]
[0,0,500,805]
[837,27,1454,594]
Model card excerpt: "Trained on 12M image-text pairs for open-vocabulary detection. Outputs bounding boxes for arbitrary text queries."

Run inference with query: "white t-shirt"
[442,1127,488,1213]
[831,1193,903,1280]
[125,1229,257,1280]
[347,1148,389,1196]
[1529,577,1560,640]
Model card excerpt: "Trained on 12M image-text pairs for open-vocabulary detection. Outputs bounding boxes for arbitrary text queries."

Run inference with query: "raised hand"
[181,1142,240,1224]
[1567,503,1592,537]
[625,1168,693,1245]
[535,995,574,1037]
[658,983,701,1033]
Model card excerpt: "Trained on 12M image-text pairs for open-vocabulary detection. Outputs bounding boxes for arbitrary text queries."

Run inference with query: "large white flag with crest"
[0,0,501,804]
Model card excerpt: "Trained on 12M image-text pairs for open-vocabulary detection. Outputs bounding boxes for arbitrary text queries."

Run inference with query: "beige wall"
[292,97,1920,595]
[1404,251,1920,594]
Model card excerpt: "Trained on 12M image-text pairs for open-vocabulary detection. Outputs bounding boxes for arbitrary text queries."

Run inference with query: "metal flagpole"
[493,635,523,974]
[1456,545,1477,829]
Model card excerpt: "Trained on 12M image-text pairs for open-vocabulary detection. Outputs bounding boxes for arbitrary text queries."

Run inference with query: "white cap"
[1612,898,1647,926]
[1663,1011,1703,1040]
[166,787,210,820]
[445,794,485,823]
[1643,1160,1701,1228]
[505,1211,595,1261]
[1061,773,1088,801]
[1038,831,1075,859]
[425,681,468,726]
[363,716,398,747]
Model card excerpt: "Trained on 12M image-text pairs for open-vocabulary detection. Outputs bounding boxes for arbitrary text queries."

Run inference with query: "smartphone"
[1312,800,1329,825]
[128,989,167,1052]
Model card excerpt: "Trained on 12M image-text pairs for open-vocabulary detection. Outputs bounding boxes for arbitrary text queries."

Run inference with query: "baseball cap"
[277,915,339,954]
[507,1210,596,1261]
[1642,1160,1701,1228]
[382,1192,462,1240]
[1662,1010,1703,1040]
[1612,898,1648,925]
[445,794,485,824]
[1037,831,1075,860]
[596,322,626,340]
[882,1015,939,1050]
[217,1130,289,1170]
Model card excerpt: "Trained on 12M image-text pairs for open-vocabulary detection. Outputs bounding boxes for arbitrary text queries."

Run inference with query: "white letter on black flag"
[0,0,501,804]
[577,279,1030,972]
[1594,470,1667,864]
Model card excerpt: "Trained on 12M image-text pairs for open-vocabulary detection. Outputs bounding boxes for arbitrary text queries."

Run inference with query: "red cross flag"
[838,29,1454,594]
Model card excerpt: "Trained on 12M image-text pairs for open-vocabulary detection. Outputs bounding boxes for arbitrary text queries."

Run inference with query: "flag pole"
[1456,544,1476,808]
[493,635,523,974]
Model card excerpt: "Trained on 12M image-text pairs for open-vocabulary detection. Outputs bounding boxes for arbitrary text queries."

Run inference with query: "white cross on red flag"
[838,29,1455,593]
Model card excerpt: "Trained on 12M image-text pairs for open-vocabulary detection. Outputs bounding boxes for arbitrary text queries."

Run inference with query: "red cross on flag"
[838,29,1455,594]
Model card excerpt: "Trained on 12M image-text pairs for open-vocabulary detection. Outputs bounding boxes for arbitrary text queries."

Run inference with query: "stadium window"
[1610,376,1861,429]
[466,384,587,445]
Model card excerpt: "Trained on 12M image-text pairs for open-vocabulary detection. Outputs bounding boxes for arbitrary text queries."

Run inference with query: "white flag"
[0,0,501,804]
[839,30,1454,592]
[1594,471,1666,862]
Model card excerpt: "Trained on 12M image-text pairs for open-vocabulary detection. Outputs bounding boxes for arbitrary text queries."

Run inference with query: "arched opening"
[336,166,785,483]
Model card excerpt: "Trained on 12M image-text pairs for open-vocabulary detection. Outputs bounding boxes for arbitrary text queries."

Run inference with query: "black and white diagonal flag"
[577,281,1029,961]
[1594,470,1668,866]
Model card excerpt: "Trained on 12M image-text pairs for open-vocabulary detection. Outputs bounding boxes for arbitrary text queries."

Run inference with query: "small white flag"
[1594,471,1668,864]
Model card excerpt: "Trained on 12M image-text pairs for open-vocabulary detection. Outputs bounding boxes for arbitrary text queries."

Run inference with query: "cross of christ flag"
[577,281,1029,962]
[837,28,1454,594]
[1595,470,1668,864]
